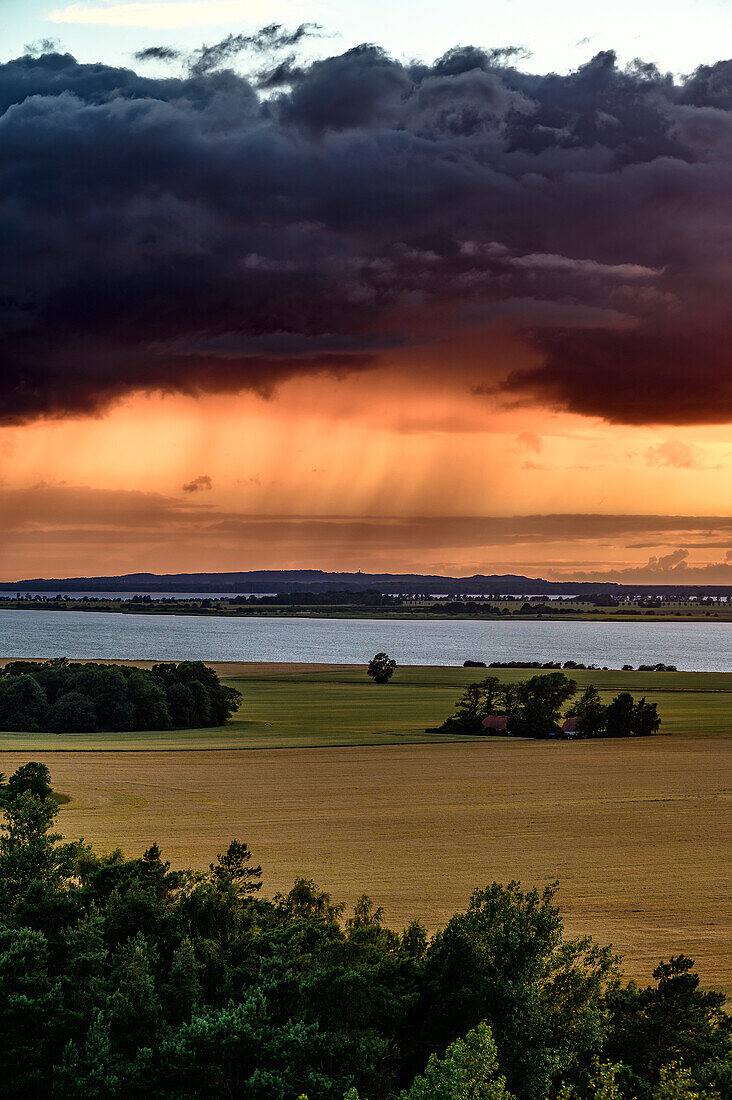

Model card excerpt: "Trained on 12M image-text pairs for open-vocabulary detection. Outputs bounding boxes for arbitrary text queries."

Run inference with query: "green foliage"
[274,877,346,923]
[605,694,636,738]
[162,937,203,1023]
[0,926,57,1096]
[367,652,397,684]
[399,1022,513,1100]
[48,691,100,733]
[0,661,242,734]
[0,673,48,731]
[209,839,262,894]
[0,789,67,914]
[441,677,504,733]
[440,674,663,739]
[422,881,622,1100]
[652,1062,717,1100]
[585,1061,625,1100]
[0,763,725,1100]
[440,673,577,737]
[606,955,731,1093]
[55,1011,122,1099]
[349,1021,513,1099]
[4,761,53,802]
[509,672,578,738]
[573,686,607,738]
[631,698,662,737]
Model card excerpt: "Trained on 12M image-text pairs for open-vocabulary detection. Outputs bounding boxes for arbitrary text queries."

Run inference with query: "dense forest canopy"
[0,763,728,1099]
[0,660,241,733]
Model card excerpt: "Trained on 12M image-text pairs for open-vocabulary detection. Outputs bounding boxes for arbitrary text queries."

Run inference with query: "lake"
[0,609,731,670]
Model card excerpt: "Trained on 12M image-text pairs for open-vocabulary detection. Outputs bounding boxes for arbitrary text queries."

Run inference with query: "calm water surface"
[0,609,731,670]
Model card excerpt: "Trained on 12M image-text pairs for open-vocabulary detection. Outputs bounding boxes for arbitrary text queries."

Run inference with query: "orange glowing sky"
[2,368,732,582]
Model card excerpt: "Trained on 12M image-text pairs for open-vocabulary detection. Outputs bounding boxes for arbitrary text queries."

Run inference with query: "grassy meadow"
[0,662,731,750]
[0,663,730,989]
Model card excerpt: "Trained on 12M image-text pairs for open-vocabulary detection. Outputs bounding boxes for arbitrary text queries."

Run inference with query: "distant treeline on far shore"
[3,567,732,598]
[1,588,731,620]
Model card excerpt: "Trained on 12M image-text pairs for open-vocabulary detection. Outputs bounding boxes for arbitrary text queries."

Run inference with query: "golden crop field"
[1,664,730,990]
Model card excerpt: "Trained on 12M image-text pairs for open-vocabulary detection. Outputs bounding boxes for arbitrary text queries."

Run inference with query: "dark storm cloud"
[134,45,182,63]
[0,41,731,425]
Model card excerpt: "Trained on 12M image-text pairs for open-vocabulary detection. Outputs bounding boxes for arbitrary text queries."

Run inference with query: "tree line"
[475,661,678,672]
[0,762,727,1099]
[0,660,241,733]
[438,673,661,738]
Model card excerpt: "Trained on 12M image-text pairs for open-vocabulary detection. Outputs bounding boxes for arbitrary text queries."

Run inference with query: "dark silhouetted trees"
[367,652,397,684]
[0,661,241,734]
[439,675,662,739]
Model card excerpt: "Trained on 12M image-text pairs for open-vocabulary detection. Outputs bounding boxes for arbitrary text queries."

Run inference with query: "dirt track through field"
[7,735,731,990]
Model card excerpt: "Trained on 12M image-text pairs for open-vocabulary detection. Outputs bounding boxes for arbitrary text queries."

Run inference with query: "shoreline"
[3,600,732,624]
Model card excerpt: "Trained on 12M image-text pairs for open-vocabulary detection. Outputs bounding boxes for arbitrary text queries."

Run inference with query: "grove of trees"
[0,660,241,733]
[439,674,661,738]
[0,763,727,1099]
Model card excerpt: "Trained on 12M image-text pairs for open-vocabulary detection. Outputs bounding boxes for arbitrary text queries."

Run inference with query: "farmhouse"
[561,717,579,737]
[481,714,508,732]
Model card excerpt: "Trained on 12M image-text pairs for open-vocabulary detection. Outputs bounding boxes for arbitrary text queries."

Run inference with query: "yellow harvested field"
[5,733,730,992]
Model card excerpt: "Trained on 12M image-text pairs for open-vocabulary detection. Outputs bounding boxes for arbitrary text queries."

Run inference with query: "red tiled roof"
[482,715,508,730]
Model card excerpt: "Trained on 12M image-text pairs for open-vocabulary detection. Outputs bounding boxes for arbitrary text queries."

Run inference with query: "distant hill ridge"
[2,570,732,597]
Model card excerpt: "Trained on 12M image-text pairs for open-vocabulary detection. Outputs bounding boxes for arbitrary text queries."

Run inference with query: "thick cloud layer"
[1,42,730,424]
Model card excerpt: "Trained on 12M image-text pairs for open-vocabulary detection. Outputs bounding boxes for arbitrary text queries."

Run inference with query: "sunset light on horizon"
[1,1,731,582]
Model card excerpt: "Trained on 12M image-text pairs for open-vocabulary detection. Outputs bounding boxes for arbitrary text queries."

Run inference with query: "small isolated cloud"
[516,431,543,454]
[646,440,708,469]
[647,547,689,572]
[510,253,659,280]
[181,474,212,493]
[134,44,181,62]
[522,459,548,471]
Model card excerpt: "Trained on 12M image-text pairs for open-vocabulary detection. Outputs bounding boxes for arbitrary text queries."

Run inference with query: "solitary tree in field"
[367,652,397,684]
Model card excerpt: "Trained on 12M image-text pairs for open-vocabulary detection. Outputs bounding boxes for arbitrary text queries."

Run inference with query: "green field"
[1,663,731,750]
